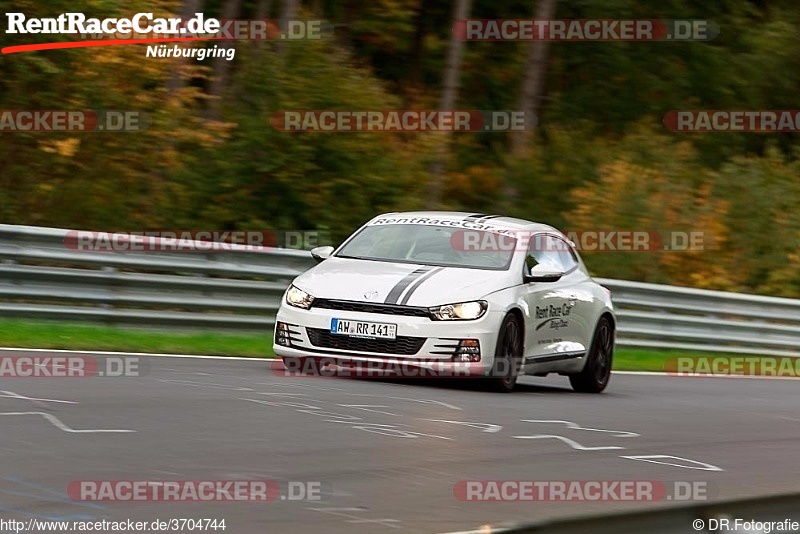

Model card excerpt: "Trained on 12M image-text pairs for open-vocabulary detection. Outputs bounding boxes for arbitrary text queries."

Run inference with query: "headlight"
[286,285,314,309]
[429,300,487,321]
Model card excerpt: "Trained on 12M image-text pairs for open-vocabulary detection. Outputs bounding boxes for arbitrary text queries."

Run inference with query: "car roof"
[368,211,561,234]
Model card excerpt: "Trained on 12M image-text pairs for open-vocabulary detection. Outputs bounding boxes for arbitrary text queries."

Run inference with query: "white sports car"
[274,212,615,392]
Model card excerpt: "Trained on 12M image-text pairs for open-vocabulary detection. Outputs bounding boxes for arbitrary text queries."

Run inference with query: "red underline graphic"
[2,37,216,55]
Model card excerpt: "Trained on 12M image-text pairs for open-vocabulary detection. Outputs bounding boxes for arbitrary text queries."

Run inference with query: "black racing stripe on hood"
[384,267,432,304]
[398,267,445,305]
[465,214,502,223]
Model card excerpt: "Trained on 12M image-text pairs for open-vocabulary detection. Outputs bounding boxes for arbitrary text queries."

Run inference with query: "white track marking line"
[308,508,403,529]
[0,391,77,404]
[350,394,462,411]
[264,382,346,391]
[353,426,452,440]
[239,398,321,410]
[256,392,309,397]
[323,420,452,440]
[420,419,502,433]
[511,434,623,451]
[0,412,134,433]
[620,455,723,471]
[521,419,639,437]
[337,404,400,416]
[156,379,253,391]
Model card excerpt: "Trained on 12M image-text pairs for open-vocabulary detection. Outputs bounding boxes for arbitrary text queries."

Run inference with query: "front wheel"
[487,314,523,393]
[569,316,614,393]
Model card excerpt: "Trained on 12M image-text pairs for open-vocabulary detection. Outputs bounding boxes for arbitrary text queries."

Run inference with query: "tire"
[569,316,614,393]
[487,314,523,393]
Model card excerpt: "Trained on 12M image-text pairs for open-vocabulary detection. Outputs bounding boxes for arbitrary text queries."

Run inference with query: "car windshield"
[336,224,516,270]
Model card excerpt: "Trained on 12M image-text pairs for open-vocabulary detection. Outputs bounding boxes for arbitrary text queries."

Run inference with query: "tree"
[511,0,559,156]
[207,0,243,119]
[167,0,206,95]
[426,0,471,208]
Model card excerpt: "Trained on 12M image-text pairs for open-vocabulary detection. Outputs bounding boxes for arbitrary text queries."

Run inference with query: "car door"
[550,235,594,353]
[521,234,586,373]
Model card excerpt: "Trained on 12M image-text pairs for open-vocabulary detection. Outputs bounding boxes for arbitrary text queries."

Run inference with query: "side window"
[524,235,562,274]
[552,237,579,272]
[524,235,578,275]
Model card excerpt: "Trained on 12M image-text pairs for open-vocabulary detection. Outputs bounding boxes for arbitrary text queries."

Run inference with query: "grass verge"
[0,319,750,373]
[0,319,272,358]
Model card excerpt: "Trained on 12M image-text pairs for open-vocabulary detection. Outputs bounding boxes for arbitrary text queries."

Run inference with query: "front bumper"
[273,302,503,377]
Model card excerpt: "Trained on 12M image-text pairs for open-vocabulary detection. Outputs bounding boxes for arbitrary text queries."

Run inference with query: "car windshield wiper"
[335,254,375,261]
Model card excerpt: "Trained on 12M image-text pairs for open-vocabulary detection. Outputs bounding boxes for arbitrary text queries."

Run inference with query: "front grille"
[306,328,425,355]
[312,299,431,318]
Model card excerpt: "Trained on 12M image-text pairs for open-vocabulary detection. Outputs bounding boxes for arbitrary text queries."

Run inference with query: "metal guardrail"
[1,224,799,356]
[597,277,800,357]
[0,224,308,330]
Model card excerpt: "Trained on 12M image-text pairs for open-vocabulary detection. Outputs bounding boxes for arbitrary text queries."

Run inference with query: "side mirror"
[524,263,565,283]
[310,246,334,263]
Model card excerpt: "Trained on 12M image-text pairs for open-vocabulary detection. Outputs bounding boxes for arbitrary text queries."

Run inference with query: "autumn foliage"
[1,0,799,297]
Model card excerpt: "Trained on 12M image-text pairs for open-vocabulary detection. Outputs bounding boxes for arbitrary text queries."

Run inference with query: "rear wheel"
[569,316,614,393]
[487,314,523,392]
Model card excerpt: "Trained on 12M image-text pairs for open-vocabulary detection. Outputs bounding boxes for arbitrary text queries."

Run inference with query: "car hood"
[293,257,515,307]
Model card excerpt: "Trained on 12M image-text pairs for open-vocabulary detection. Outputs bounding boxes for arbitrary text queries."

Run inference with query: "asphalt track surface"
[1,349,800,533]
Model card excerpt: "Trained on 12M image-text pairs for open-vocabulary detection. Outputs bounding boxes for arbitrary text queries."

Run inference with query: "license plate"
[330,318,397,339]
